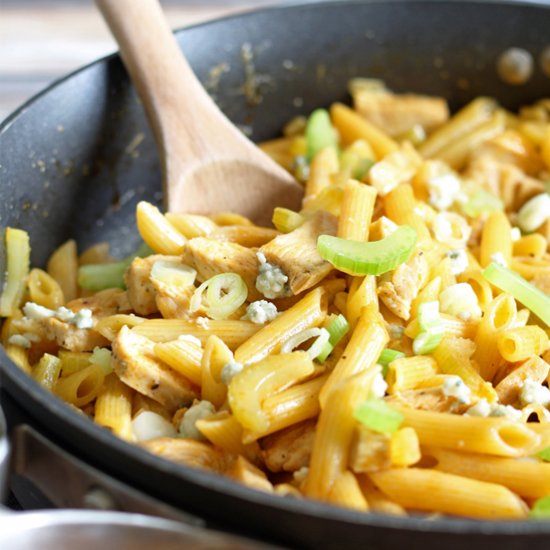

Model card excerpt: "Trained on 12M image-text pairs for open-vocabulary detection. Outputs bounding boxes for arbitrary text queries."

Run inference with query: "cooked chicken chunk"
[112,326,197,412]
[386,388,467,413]
[226,455,273,493]
[495,356,550,406]
[43,317,109,352]
[67,288,132,317]
[183,237,261,301]
[377,251,429,320]
[259,211,337,295]
[261,420,315,473]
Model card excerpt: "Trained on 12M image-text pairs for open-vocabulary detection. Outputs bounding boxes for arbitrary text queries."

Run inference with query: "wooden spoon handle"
[95,0,221,159]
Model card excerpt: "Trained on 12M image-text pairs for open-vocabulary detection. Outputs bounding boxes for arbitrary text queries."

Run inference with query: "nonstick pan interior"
[1,1,550,548]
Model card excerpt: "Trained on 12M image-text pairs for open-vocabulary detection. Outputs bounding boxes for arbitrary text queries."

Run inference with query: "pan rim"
[2,0,550,538]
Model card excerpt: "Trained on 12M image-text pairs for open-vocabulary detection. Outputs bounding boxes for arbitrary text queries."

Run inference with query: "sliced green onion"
[281,327,330,359]
[317,225,417,276]
[378,348,405,370]
[461,189,503,218]
[90,346,113,375]
[537,447,550,462]
[413,301,444,355]
[354,398,403,434]
[530,495,550,519]
[317,314,350,362]
[78,243,152,291]
[483,262,550,326]
[190,273,248,320]
[272,207,305,234]
[305,108,338,161]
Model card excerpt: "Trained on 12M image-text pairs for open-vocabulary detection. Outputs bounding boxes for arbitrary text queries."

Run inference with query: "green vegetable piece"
[483,262,550,327]
[462,189,503,218]
[537,446,550,462]
[317,225,417,276]
[306,108,338,161]
[90,347,113,375]
[316,314,350,362]
[378,348,405,370]
[354,398,404,434]
[530,495,550,519]
[78,243,152,292]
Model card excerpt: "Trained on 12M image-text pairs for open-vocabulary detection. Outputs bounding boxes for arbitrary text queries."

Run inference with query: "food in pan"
[2,79,550,520]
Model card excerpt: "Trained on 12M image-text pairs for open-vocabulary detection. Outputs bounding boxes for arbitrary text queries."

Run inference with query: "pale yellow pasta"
[396,406,540,457]
[330,102,398,159]
[480,210,513,268]
[27,268,64,309]
[201,335,231,408]
[384,184,431,242]
[346,275,377,329]
[389,427,421,467]
[457,269,493,311]
[95,373,134,441]
[369,467,527,519]
[54,363,106,407]
[58,350,92,376]
[513,233,547,259]
[425,446,550,499]
[410,276,441,318]
[319,307,388,407]
[327,470,369,511]
[304,146,339,201]
[337,179,377,241]
[95,314,147,341]
[79,242,112,265]
[32,353,62,390]
[242,374,327,443]
[432,111,506,170]
[357,476,407,516]
[419,96,497,158]
[300,183,344,217]
[210,225,279,248]
[136,201,186,255]
[0,228,30,316]
[306,370,376,499]
[164,212,218,239]
[234,287,326,364]
[497,325,549,363]
[154,338,202,387]
[133,318,260,348]
[386,356,438,394]
[46,239,78,302]
[228,351,314,433]
[4,344,31,375]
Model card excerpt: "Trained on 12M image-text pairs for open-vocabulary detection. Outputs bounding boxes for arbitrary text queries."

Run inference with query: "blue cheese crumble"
[22,301,94,329]
[221,360,244,385]
[446,249,469,276]
[255,252,290,299]
[242,300,278,324]
[179,400,216,440]
[466,398,522,420]
[442,376,471,405]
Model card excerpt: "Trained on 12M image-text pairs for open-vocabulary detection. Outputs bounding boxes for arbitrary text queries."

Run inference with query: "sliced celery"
[305,108,338,160]
[317,225,417,276]
[316,314,350,362]
[483,262,550,326]
[354,398,403,434]
[530,495,550,519]
[378,348,405,369]
[462,189,503,218]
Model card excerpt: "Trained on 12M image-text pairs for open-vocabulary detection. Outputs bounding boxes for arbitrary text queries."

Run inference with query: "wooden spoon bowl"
[96,0,303,225]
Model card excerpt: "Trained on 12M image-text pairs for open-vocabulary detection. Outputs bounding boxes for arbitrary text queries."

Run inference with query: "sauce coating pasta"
[2,79,550,520]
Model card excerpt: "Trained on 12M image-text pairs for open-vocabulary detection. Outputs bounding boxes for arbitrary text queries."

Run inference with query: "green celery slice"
[530,495,550,519]
[306,108,338,161]
[317,225,417,276]
[354,398,403,434]
[483,262,550,327]
[316,314,350,362]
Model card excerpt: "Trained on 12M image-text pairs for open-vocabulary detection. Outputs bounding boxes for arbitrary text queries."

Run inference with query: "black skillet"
[1,1,550,548]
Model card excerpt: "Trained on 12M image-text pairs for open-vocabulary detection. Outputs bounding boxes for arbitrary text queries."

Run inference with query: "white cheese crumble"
[490,252,508,267]
[519,380,550,407]
[510,227,521,242]
[442,376,471,405]
[446,249,469,276]
[255,252,289,299]
[517,193,550,233]
[293,466,309,484]
[371,372,388,399]
[466,398,522,420]
[179,400,215,440]
[241,300,278,324]
[388,324,405,340]
[195,316,210,329]
[439,283,482,319]
[221,360,244,385]
[427,173,461,211]
[132,411,177,441]
[7,333,40,348]
[22,302,94,329]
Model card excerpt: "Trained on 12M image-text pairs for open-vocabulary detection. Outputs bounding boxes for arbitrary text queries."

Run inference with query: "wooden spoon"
[96,0,303,225]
